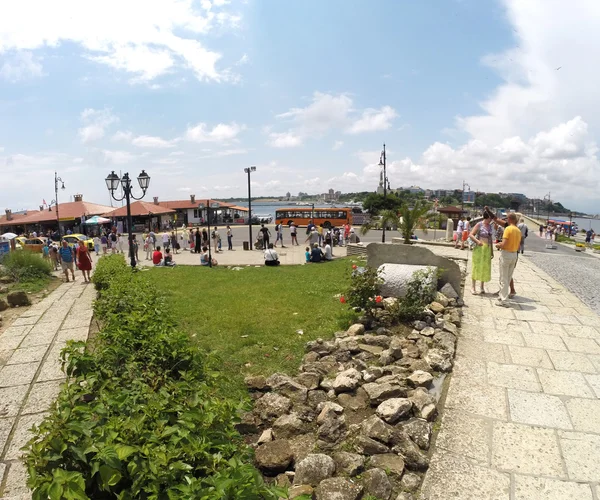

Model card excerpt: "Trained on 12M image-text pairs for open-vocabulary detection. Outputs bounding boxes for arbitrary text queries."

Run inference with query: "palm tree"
[361,200,431,244]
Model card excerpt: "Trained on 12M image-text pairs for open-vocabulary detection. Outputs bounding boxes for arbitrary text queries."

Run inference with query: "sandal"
[471,288,477,295]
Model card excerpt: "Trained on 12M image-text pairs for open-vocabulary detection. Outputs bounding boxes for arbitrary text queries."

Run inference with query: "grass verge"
[147,258,357,393]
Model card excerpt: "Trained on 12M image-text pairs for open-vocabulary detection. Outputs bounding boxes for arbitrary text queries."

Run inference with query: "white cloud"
[178,187,192,192]
[185,122,244,143]
[346,106,397,134]
[268,131,303,148]
[0,0,241,82]
[112,130,133,142]
[0,51,43,82]
[102,149,138,164]
[78,108,118,144]
[200,148,248,158]
[332,140,344,151]
[269,92,397,147]
[131,135,177,148]
[277,92,353,133]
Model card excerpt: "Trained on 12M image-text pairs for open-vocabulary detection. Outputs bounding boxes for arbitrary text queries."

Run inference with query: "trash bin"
[243,241,249,251]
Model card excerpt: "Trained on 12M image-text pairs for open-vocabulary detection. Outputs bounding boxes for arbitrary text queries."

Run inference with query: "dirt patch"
[0,277,62,332]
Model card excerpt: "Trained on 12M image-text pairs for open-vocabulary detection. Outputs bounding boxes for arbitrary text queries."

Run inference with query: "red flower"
[375,295,382,303]
[352,264,357,270]
[340,296,346,304]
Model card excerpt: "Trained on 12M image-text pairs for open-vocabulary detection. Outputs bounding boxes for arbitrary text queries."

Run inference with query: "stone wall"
[366,243,462,295]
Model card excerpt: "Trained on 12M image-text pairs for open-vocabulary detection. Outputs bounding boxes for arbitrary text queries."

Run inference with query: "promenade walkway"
[421,257,600,499]
[0,281,95,499]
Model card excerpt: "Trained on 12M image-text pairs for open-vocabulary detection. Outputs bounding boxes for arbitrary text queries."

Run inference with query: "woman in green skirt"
[469,211,494,294]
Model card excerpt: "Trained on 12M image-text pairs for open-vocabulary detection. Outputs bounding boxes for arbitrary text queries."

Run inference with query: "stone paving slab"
[0,280,95,499]
[420,256,600,499]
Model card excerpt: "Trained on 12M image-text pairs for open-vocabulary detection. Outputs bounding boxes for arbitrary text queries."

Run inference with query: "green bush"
[0,250,53,282]
[343,265,382,313]
[90,254,129,291]
[391,267,438,321]
[25,257,284,500]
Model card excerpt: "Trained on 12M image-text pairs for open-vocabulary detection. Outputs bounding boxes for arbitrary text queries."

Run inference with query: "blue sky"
[1,0,599,213]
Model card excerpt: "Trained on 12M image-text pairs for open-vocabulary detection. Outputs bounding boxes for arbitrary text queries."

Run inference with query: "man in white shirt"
[323,243,333,261]
[517,219,528,254]
[264,243,280,266]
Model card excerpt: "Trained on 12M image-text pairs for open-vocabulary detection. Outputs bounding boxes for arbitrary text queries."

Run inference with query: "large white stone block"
[378,263,438,298]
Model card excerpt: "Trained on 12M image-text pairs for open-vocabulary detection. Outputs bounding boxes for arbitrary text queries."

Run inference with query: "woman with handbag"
[469,211,494,294]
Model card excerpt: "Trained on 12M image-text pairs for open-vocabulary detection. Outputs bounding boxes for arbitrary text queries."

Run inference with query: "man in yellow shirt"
[495,213,522,306]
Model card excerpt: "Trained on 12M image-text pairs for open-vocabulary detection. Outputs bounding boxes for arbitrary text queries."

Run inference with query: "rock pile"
[240,287,462,500]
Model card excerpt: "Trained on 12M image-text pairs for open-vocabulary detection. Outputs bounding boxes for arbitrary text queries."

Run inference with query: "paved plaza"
[420,255,600,500]
[0,281,95,499]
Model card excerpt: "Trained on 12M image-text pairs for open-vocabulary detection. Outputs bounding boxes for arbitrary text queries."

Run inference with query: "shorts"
[61,261,74,272]
[462,230,469,241]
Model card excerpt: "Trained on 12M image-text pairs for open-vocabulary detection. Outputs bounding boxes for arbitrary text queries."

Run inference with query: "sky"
[1,0,600,213]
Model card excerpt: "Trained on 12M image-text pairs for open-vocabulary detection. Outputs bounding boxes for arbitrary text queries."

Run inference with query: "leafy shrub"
[344,265,382,313]
[0,250,53,282]
[90,254,129,291]
[25,257,284,500]
[391,267,438,321]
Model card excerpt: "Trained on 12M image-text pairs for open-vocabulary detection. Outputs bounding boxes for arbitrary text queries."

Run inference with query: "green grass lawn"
[147,258,357,392]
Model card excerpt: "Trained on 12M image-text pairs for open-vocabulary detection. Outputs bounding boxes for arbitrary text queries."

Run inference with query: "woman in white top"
[264,243,280,266]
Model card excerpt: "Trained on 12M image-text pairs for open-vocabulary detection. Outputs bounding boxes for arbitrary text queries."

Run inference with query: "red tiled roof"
[103,201,176,217]
[0,200,113,227]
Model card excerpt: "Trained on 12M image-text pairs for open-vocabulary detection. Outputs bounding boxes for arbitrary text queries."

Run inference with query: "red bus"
[275,207,352,228]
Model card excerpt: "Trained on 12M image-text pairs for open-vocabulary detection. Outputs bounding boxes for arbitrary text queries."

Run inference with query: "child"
[305,246,311,263]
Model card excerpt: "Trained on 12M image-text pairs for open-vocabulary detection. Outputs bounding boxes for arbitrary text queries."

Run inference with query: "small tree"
[361,200,431,244]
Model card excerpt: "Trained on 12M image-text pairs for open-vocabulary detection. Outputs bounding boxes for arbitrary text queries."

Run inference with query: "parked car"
[62,234,94,251]
[23,237,48,253]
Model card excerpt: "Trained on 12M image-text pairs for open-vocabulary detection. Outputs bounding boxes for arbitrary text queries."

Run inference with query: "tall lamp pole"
[378,143,388,243]
[105,170,150,268]
[244,166,256,249]
[54,172,65,236]
[461,180,470,216]
[544,192,551,223]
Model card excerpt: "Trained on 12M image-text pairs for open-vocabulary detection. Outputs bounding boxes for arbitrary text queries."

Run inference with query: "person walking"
[109,231,118,253]
[275,222,284,247]
[76,240,93,283]
[145,233,153,260]
[306,227,319,246]
[93,235,101,255]
[290,223,299,246]
[117,233,125,254]
[226,225,233,250]
[260,224,271,248]
[170,231,178,254]
[344,223,351,246]
[162,230,170,251]
[454,217,465,249]
[517,218,528,254]
[100,233,108,255]
[495,213,521,307]
[317,224,324,246]
[202,228,208,247]
[539,225,544,238]
[469,211,494,294]
[194,228,202,254]
[50,243,59,270]
[58,240,76,282]
[212,227,220,253]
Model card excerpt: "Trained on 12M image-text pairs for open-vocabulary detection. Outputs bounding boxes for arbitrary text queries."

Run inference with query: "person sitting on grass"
[152,246,163,266]
[305,246,311,263]
[264,243,280,266]
[310,243,324,263]
[200,246,218,267]
[323,242,333,261]
[163,248,176,267]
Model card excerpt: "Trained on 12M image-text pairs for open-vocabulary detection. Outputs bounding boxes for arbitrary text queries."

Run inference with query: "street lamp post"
[568,212,573,239]
[378,143,388,243]
[244,166,256,250]
[105,170,150,268]
[54,172,66,236]
[544,192,551,223]
[461,180,470,216]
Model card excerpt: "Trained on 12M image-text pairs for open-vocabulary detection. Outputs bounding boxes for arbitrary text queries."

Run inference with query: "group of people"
[469,209,524,306]
[43,239,93,283]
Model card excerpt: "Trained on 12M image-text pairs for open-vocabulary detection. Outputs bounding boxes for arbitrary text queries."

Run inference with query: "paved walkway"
[420,257,600,499]
[0,281,95,499]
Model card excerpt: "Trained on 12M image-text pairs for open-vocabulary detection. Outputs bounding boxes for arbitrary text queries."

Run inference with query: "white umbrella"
[1,232,18,239]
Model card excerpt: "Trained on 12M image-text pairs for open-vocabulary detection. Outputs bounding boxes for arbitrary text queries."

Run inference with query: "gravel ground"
[524,251,600,314]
